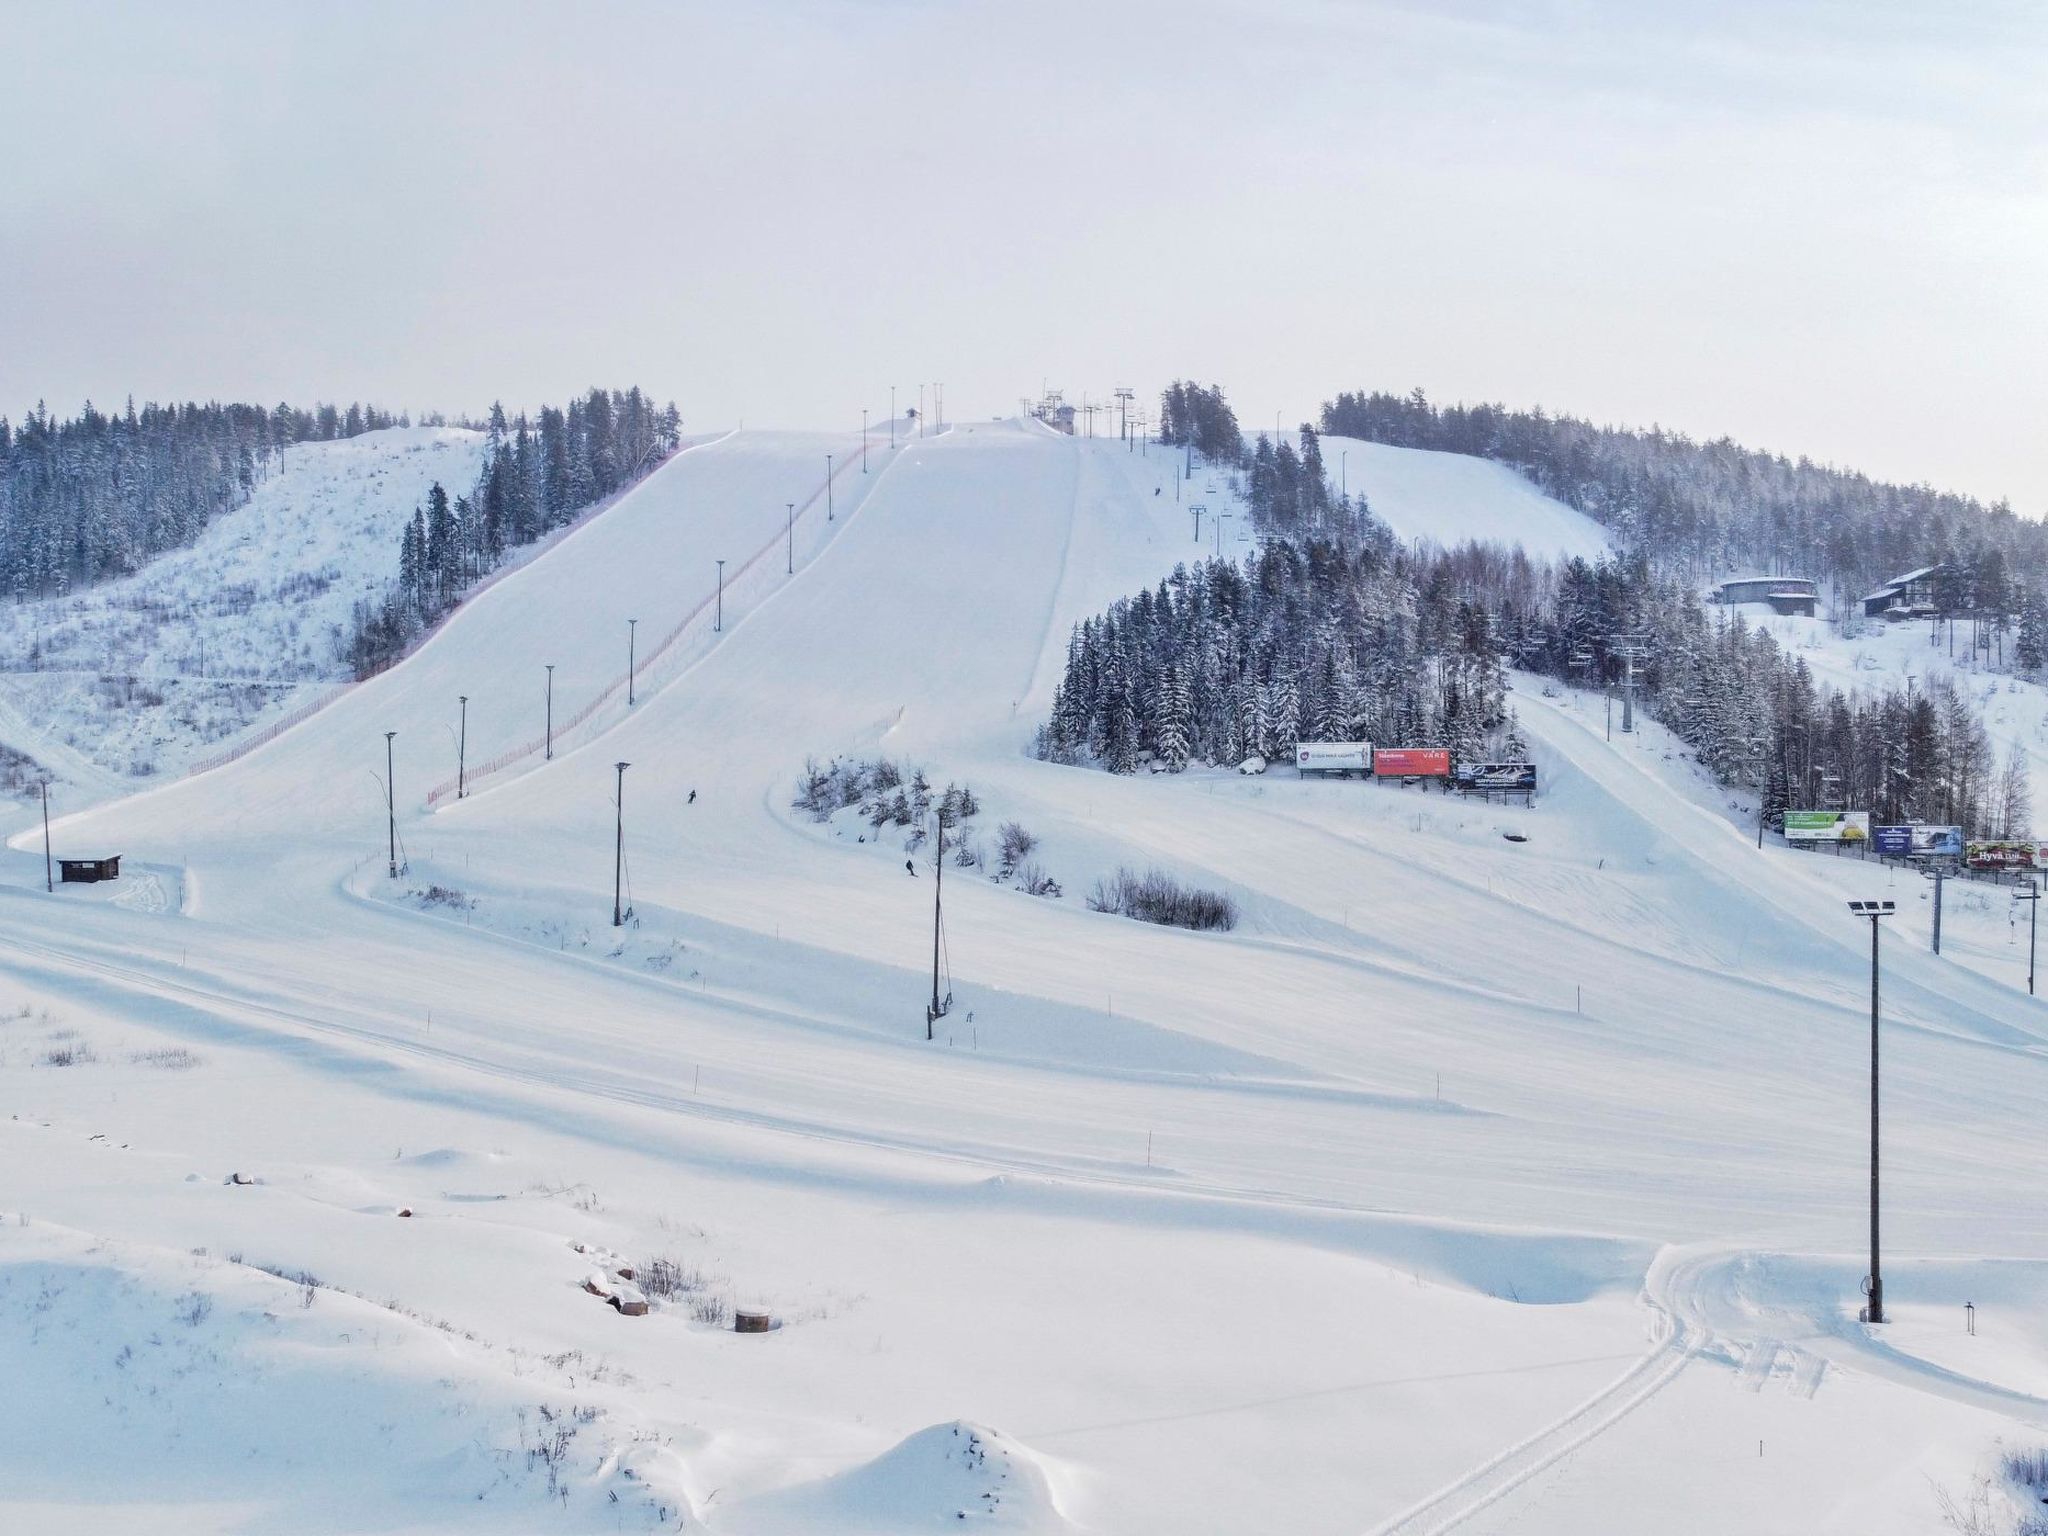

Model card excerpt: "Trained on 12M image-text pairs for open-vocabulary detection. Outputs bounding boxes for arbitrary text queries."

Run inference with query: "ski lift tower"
[1113,386,1134,443]
[1610,636,1652,733]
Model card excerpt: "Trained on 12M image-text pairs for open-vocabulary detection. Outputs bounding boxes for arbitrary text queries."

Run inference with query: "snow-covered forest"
[344,387,680,674]
[0,398,407,598]
[1322,387,2042,599]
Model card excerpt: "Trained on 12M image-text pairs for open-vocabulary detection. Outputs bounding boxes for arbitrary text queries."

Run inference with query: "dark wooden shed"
[59,855,121,884]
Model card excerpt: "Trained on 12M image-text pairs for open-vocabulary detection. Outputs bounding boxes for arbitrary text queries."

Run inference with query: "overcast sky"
[3,1,2043,507]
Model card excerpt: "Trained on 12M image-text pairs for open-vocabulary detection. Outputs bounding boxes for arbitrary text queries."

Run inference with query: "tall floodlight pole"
[786,502,795,574]
[827,454,835,519]
[1847,899,1895,1324]
[384,731,398,878]
[40,780,51,892]
[457,695,468,799]
[2020,879,2041,996]
[715,560,726,632]
[612,761,630,927]
[544,665,555,760]
[928,811,946,1039]
[627,620,638,706]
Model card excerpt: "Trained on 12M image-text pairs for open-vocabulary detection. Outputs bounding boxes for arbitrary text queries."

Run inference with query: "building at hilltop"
[1861,564,1947,620]
[1711,575,1817,617]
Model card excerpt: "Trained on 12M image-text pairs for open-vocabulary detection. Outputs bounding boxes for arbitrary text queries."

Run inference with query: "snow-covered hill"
[0,426,486,791]
[1324,435,1613,560]
[4,421,2046,1535]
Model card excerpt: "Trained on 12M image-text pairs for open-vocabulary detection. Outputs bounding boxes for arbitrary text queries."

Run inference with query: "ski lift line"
[184,434,729,786]
[425,432,886,807]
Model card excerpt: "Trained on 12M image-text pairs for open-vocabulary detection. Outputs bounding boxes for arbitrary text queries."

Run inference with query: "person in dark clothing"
[688,789,697,804]
[905,859,916,876]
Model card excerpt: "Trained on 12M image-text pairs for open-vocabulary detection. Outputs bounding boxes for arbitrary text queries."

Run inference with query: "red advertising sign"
[1372,747,1451,777]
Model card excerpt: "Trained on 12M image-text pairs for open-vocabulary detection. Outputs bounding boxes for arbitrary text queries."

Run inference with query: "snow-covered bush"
[1087,867,1237,931]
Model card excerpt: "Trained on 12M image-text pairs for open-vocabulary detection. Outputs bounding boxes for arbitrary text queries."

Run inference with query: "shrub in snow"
[996,820,1037,874]
[1087,867,1237,931]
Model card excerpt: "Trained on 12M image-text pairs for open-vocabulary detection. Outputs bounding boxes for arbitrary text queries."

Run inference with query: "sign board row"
[1871,825,1964,859]
[1966,841,2048,872]
[1784,811,1870,843]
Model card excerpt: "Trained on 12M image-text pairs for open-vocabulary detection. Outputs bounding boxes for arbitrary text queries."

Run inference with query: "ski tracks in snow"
[1363,1298,1697,1536]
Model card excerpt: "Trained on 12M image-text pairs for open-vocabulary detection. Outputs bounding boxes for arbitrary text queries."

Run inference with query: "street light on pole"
[544,665,555,760]
[457,695,467,799]
[612,761,630,927]
[1846,898,1896,1324]
[786,502,795,574]
[2018,879,2041,996]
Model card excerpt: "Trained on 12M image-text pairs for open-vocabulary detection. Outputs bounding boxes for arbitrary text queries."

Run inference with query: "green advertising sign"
[1784,810,1870,843]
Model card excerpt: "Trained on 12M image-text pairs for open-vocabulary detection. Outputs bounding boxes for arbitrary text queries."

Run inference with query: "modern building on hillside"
[1861,564,1946,619]
[1711,575,1818,617]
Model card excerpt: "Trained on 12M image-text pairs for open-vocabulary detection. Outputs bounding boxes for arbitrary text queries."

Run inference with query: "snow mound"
[727,1421,1074,1534]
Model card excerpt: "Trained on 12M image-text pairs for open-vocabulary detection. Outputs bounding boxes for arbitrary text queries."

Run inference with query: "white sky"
[3,0,2044,508]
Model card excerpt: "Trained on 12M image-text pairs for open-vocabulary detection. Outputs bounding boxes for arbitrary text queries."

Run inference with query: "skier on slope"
[905,859,916,876]
[688,789,696,804]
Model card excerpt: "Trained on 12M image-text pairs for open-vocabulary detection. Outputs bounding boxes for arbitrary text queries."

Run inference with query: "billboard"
[1453,762,1537,794]
[1872,825,1962,859]
[1784,811,1870,843]
[1966,841,2047,872]
[1373,747,1451,778]
[1295,741,1371,775]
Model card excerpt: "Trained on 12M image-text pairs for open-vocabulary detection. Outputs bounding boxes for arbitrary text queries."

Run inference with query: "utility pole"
[1114,386,1133,444]
[544,665,555,760]
[827,454,835,519]
[786,502,795,574]
[40,780,51,892]
[612,761,630,927]
[1847,900,1895,1323]
[927,810,948,1039]
[384,731,398,879]
[457,695,467,798]
[627,620,638,706]
[2018,879,2041,996]
[934,382,943,431]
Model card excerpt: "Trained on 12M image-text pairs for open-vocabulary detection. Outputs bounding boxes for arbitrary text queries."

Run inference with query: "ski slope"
[5,424,2048,1534]
[1322,436,1613,561]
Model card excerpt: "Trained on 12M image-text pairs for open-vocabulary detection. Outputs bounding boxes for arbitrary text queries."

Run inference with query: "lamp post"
[2018,879,2041,996]
[457,695,467,799]
[384,731,398,879]
[544,665,555,760]
[715,560,726,632]
[1847,898,1896,1324]
[627,620,638,706]
[612,761,630,927]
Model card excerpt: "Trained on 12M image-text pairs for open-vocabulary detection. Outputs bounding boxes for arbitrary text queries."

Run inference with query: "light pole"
[457,695,467,799]
[612,761,630,927]
[827,454,835,519]
[40,780,51,892]
[384,731,398,879]
[787,502,795,574]
[627,620,638,706]
[544,665,555,760]
[2019,879,2041,996]
[715,560,726,632]
[1847,898,1895,1324]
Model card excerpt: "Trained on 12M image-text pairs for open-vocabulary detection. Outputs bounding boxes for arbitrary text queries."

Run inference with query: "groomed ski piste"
[5,417,2048,1534]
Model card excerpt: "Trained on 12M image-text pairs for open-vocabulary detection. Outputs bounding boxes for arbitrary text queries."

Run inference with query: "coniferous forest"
[1048,381,2032,838]
[0,398,405,599]
[345,387,680,675]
